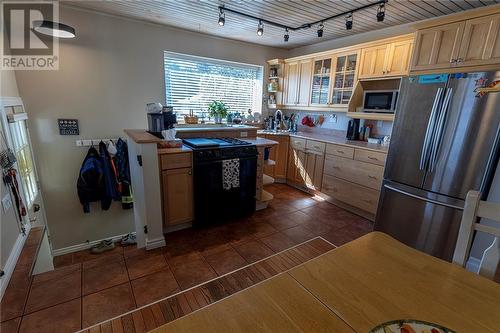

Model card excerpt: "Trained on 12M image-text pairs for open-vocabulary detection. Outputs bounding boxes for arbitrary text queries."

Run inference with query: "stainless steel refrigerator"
[375,71,500,261]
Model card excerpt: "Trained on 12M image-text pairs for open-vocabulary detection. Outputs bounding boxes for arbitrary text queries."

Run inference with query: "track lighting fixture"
[257,20,263,36]
[217,0,387,41]
[317,22,324,38]
[345,13,353,30]
[377,3,385,22]
[218,7,225,26]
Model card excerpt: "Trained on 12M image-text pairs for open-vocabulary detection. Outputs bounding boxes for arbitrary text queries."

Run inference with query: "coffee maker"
[147,106,177,138]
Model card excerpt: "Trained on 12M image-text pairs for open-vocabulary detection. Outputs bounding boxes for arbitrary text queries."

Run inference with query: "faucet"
[274,109,283,132]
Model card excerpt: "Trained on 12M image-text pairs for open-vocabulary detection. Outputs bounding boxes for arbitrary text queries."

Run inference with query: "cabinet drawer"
[305,140,326,154]
[290,137,306,150]
[354,149,387,166]
[322,174,379,214]
[160,152,192,170]
[325,144,354,159]
[324,155,384,190]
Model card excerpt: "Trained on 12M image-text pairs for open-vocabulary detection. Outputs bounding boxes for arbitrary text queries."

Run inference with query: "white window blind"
[164,52,263,120]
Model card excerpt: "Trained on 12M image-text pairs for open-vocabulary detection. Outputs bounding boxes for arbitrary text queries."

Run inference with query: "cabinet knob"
[450,59,457,63]
[368,175,377,180]
[456,58,463,63]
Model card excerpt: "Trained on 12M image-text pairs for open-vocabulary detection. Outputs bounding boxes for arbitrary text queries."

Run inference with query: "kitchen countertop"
[175,124,259,132]
[124,129,163,144]
[258,130,389,153]
[157,137,278,155]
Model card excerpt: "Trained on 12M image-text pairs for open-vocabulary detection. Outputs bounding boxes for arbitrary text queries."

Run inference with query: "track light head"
[284,28,289,42]
[218,7,225,26]
[377,3,385,22]
[257,20,263,36]
[345,13,353,30]
[317,22,324,38]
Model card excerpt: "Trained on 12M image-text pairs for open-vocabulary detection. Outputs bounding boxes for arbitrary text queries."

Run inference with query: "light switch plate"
[240,131,248,137]
[2,194,12,213]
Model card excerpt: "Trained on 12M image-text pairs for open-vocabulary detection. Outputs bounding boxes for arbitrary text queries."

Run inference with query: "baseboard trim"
[145,237,166,250]
[51,233,133,256]
[466,256,481,273]
[0,224,31,301]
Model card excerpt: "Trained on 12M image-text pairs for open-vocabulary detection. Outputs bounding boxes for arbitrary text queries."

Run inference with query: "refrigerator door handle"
[419,88,443,170]
[429,87,453,173]
[384,184,464,210]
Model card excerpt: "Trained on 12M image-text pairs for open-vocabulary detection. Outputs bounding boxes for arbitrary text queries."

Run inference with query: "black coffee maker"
[346,119,360,140]
[147,106,177,138]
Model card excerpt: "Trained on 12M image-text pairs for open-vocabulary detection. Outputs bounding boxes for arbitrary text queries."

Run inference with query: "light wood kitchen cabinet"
[457,13,500,67]
[284,61,299,105]
[287,146,307,187]
[161,167,193,226]
[262,134,289,181]
[411,22,464,71]
[304,150,324,191]
[297,59,313,106]
[359,39,412,79]
[324,155,383,191]
[310,57,332,106]
[330,52,358,106]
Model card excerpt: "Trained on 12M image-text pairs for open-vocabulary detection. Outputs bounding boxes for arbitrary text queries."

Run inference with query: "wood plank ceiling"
[66,0,499,48]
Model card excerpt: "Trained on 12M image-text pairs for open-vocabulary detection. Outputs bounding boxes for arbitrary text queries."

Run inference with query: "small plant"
[208,100,229,119]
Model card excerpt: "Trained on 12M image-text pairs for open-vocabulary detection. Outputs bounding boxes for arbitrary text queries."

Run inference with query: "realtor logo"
[1,1,59,70]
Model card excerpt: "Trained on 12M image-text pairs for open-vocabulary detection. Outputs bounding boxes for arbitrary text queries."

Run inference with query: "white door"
[1,98,48,234]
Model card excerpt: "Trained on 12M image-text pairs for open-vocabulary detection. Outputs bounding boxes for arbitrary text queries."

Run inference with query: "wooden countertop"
[259,130,389,153]
[156,137,278,154]
[124,129,163,144]
[154,232,500,333]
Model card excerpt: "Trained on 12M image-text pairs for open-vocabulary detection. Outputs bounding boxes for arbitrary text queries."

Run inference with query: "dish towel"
[222,158,240,190]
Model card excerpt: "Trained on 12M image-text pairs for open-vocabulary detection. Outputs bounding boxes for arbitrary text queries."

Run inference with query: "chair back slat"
[477,201,500,222]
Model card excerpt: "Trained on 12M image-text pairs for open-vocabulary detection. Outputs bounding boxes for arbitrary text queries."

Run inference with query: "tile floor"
[0,184,374,333]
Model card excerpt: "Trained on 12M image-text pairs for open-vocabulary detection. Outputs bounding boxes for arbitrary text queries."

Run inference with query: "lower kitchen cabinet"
[161,164,194,226]
[261,134,289,181]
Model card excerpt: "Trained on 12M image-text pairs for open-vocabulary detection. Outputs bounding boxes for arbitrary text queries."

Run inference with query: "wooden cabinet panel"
[322,174,379,214]
[287,146,297,184]
[295,149,307,186]
[162,168,193,226]
[411,22,464,71]
[160,152,192,170]
[458,14,500,67]
[305,140,326,154]
[275,136,289,179]
[385,39,413,76]
[324,155,383,190]
[297,59,313,106]
[284,62,299,106]
[359,44,389,78]
[325,144,354,159]
[354,149,387,166]
[290,137,306,150]
[262,135,276,178]
[304,152,324,191]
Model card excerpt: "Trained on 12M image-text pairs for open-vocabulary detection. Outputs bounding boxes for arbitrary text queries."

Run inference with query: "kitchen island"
[124,129,278,250]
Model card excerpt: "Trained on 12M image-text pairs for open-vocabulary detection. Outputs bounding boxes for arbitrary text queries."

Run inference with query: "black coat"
[77,147,105,213]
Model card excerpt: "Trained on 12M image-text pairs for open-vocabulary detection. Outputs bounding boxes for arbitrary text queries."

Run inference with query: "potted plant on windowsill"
[208,100,229,124]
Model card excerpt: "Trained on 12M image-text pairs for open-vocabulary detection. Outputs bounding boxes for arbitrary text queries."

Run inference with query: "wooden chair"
[453,190,500,280]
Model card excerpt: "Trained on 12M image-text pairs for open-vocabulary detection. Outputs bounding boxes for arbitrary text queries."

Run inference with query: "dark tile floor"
[0,184,374,333]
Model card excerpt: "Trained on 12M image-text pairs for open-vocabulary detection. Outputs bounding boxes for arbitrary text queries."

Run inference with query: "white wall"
[14,6,285,250]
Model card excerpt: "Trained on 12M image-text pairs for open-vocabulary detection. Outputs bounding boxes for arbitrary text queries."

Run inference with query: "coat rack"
[75,138,124,147]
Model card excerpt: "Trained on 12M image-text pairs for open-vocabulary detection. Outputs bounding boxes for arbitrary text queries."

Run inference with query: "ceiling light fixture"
[218,7,225,26]
[377,3,385,22]
[317,22,324,38]
[284,28,289,42]
[345,13,353,30]
[218,0,387,40]
[257,20,264,36]
[32,20,76,38]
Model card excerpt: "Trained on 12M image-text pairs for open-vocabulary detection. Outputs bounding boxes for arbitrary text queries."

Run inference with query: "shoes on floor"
[121,233,136,246]
[90,239,115,254]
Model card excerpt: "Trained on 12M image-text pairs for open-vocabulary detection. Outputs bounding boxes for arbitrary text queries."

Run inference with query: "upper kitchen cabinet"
[359,38,413,79]
[331,52,359,106]
[283,59,312,106]
[411,22,464,71]
[457,13,500,67]
[310,57,332,106]
[411,11,500,72]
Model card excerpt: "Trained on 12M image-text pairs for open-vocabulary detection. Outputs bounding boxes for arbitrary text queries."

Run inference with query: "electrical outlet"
[2,194,12,213]
[377,120,383,128]
[330,114,337,123]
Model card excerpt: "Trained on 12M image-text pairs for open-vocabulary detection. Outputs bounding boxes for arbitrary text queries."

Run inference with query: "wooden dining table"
[153,232,500,333]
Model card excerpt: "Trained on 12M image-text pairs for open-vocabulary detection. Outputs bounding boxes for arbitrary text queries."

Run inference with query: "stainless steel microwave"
[363,90,398,113]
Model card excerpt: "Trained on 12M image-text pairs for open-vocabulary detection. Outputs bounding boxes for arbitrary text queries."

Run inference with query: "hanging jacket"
[6,168,27,221]
[99,141,120,210]
[115,138,133,209]
[77,147,105,213]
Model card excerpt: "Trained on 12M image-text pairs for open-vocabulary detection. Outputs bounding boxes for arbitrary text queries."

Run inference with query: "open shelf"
[346,112,395,121]
[264,159,276,166]
[263,174,275,186]
[260,190,274,202]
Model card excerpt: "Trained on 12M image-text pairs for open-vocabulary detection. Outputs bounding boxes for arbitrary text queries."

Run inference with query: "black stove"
[184,137,258,227]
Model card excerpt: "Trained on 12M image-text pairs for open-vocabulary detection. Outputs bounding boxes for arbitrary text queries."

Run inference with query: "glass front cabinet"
[330,52,358,106]
[310,57,332,106]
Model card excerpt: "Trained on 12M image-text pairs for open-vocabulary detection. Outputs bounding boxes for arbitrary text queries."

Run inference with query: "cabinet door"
[162,168,193,226]
[331,52,358,106]
[284,62,299,105]
[458,14,500,67]
[411,22,464,71]
[287,146,297,184]
[304,152,324,191]
[274,135,289,179]
[385,40,413,76]
[310,58,332,105]
[297,59,313,106]
[295,149,307,186]
[358,44,389,78]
